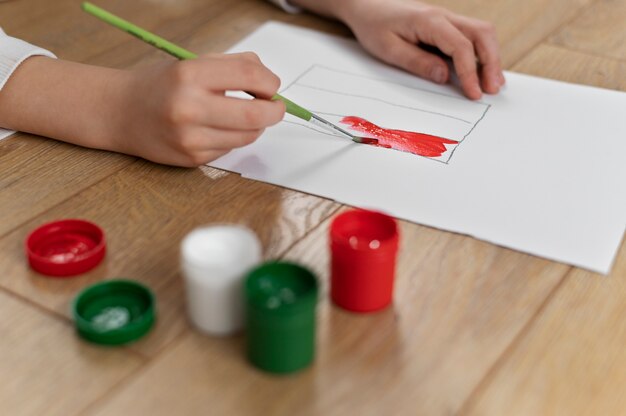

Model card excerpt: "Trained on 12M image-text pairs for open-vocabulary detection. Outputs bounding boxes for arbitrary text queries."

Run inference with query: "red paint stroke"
[340,116,458,158]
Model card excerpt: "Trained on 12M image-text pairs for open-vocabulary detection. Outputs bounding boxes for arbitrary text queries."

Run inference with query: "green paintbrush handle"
[82,2,313,121]
[272,94,311,121]
[82,2,197,60]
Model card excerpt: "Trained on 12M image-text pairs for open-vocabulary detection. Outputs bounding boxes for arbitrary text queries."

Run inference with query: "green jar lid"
[72,279,156,345]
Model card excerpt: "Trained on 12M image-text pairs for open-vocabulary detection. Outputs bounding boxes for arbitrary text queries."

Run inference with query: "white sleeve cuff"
[0,29,56,140]
[267,0,301,14]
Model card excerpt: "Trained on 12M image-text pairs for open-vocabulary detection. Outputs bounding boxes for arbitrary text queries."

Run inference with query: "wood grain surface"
[548,0,626,62]
[0,0,624,415]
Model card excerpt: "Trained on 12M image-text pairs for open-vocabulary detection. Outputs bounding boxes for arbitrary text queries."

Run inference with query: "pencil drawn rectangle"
[281,65,489,163]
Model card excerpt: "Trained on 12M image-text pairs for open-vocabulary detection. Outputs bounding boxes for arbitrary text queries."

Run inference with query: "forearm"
[0,56,131,152]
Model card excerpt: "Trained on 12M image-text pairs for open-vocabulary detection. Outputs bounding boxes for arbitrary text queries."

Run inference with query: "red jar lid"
[330,209,399,252]
[25,219,106,277]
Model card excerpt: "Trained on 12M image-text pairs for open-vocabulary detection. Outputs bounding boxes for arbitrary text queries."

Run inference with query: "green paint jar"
[244,261,318,374]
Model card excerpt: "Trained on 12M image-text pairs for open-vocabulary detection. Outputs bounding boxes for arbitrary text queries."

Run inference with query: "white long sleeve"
[266,0,301,13]
[0,28,56,140]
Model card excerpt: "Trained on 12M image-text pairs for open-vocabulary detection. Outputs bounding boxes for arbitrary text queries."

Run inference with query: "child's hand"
[339,0,504,99]
[119,52,285,166]
[293,0,505,100]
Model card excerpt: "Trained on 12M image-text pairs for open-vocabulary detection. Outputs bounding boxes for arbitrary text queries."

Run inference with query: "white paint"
[181,225,262,336]
[92,307,130,331]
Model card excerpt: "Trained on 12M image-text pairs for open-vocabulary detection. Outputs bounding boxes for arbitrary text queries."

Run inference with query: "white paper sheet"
[211,22,626,274]
[0,128,15,140]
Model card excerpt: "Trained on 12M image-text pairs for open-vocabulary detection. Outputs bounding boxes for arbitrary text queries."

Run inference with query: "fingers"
[426,18,482,100]
[165,126,266,167]
[448,15,505,94]
[163,53,286,130]
[129,52,284,167]
[185,127,266,151]
[377,34,450,85]
[203,96,285,130]
[190,53,281,99]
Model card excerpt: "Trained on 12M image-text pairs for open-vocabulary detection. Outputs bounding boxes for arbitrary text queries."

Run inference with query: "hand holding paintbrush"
[82,2,375,146]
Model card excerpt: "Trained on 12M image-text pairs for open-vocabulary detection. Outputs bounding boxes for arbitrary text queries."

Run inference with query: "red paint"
[341,116,457,157]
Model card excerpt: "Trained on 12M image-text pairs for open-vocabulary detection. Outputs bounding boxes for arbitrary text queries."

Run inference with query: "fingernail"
[472,85,483,100]
[499,73,506,85]
[430,66,446,84]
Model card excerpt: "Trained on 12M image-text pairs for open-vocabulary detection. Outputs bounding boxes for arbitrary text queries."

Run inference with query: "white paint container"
[181,225,262,336]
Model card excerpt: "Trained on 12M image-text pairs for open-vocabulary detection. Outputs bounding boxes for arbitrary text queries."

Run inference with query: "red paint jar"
[330,209,399,313]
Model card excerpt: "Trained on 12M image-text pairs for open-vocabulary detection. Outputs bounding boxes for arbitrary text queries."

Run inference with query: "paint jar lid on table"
[25,219,106,277]
[72,279,156,345]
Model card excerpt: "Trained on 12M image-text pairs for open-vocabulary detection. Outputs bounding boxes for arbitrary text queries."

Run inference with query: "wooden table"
[1,0,625,414]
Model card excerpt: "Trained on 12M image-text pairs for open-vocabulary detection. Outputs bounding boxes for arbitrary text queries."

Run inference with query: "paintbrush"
[82,2,377,145]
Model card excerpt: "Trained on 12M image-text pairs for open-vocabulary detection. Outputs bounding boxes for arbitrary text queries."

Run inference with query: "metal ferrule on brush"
[310,114,370,143]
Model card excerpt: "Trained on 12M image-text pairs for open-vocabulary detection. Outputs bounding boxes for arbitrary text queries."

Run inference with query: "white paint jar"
[181,225,262,336]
